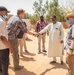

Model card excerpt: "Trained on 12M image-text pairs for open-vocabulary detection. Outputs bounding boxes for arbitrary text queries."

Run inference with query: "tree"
[24,13,31,19]
[30,0,66,25]
[45,0,66,22]
[30,0,46,25]
[63,0,74,13]
[30,14,39,25]
[44,0,49,14]
[33,0,46,16]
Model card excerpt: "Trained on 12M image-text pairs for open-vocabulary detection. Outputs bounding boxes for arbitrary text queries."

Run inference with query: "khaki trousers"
[38,34,46,51]
[18,35,27,55]
[66,54,74,75]
[9,39,19,68]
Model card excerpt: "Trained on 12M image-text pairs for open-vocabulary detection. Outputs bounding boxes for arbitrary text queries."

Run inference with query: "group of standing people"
[0,6,36,75]
[0,6,74,75]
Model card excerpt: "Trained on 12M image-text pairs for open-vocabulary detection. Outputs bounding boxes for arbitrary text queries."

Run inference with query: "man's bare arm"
[0,36,13,53]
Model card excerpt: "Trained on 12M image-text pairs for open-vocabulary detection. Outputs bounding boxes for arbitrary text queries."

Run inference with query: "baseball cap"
[0,6,10,13]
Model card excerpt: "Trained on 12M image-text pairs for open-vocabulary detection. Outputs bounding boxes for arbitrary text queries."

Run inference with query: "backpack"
[16,21,24,39]
[17,29,24,39]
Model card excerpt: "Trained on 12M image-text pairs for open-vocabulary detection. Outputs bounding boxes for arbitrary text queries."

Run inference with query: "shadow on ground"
[9,67,36,75]
[23,52,36,56]
[20,56,36,62]
[15,68,36,75]
[40,63,67,75]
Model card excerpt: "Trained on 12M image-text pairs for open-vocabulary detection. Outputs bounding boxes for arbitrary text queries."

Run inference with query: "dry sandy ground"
[8,29,68,75]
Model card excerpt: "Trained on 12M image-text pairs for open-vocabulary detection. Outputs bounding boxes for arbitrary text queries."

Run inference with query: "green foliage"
[30,14,39,25]
[33,0,46,16]
[45,0,66,22]
[30,0,70,25]
[44,0,49,12]
[24,13,31,19]
[30,0,46,25]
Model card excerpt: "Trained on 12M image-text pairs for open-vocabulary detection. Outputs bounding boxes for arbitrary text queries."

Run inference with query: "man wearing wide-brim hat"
[66,13,74,75]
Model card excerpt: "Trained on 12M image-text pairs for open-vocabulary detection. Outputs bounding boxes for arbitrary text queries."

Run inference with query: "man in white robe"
[38,15,64,64]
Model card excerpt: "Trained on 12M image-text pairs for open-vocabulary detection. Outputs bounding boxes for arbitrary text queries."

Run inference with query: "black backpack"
[17,29,24,39]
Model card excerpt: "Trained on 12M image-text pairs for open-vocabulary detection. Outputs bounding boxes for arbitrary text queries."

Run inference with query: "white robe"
[39,22,64,57]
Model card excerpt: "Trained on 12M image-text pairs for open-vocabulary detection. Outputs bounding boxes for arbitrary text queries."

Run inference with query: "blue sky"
[0,0,74,15]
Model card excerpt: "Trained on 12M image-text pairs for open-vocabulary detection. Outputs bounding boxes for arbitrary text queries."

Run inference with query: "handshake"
[32,33,40,37]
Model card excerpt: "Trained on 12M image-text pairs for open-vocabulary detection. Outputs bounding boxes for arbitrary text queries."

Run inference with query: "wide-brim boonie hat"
[66,13,74,19]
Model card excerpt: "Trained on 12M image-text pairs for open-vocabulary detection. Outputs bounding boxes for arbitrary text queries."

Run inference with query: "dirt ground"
[8,29,68,75]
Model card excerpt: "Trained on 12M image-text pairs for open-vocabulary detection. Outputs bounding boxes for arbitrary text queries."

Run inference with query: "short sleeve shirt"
[36,20,47,32]
[66,24,74,49]
[7,15,27,40]
[0,16,8,50]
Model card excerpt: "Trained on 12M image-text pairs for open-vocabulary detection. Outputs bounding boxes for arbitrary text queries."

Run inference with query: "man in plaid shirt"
[7,16,27,40]
[7,9,35,71]
[36,16,47,54]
